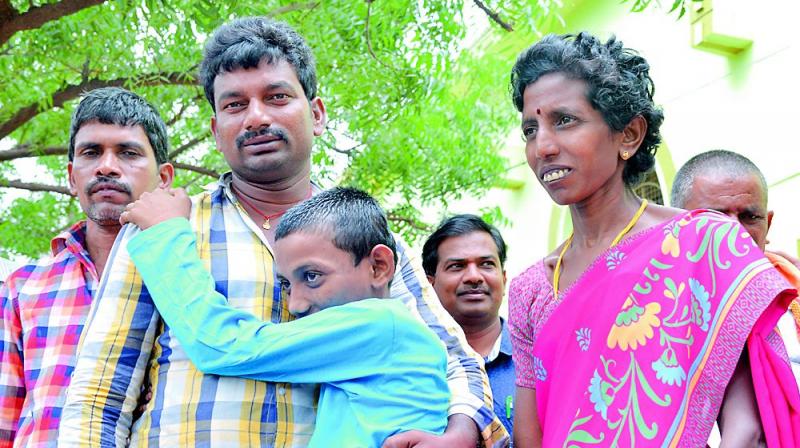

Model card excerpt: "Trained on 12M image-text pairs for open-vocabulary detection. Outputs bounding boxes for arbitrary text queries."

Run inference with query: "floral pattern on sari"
[550,212,784,446]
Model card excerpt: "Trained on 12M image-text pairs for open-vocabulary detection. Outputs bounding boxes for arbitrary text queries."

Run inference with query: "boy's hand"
[120,187,191,230]
[382,415,480,448]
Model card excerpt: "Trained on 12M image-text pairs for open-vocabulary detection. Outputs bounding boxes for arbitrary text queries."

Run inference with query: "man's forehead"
[691,173,767,208]
[74,121,149,143]
[439,232,501,259]
[213,59,300,88]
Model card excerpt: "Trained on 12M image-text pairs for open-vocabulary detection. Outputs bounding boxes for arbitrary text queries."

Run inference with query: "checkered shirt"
[0,221,96,447]
[59,174,508,447]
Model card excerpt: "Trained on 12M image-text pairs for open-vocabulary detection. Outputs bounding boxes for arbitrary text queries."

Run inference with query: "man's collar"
[498,317,513,357]
[486,317,513,363]
[51,220,89,256]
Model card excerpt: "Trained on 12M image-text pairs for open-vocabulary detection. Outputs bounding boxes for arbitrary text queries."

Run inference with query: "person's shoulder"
[645,203,685,222]
[640,204,732,234]
[377,299,445,353]
[1,254,64,298]
[510,260,548,293]
[346,298,407,324]
[325,299,409,347]
[665,206,730,224]
[327,299,399,325]
[360,299,432,335]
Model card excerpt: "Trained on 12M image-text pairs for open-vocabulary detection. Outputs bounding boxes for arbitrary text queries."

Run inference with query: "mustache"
[85,176,132,196]
[456,286,490,296]
[236,127,288,150]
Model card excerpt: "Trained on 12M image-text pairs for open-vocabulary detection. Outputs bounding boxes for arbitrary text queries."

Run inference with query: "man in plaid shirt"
[59,17,508,447]
[0,87,174,446]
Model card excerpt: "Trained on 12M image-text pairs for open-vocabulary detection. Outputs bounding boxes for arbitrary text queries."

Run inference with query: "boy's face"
[275,230,375,317]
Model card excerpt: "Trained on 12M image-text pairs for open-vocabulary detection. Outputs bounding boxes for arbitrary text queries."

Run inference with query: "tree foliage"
[624,0,701,18]
[1,0,567,257]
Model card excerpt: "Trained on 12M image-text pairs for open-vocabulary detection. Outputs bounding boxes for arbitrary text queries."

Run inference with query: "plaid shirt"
[59,174,508,447]
[0,221,97,447]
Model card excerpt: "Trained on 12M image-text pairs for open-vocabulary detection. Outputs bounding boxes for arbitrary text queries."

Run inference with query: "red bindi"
[536,108,541,115]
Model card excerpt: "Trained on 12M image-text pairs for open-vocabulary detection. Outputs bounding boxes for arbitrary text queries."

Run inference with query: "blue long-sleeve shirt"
[126,218,450,447]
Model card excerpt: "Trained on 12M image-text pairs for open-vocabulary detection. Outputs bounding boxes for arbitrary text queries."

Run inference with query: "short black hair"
[671,149,768,208]
[510,32,664,186]
[421,214,507,277]
[68,87,169,164]
[199,17,318,111]
[275,187,397,266]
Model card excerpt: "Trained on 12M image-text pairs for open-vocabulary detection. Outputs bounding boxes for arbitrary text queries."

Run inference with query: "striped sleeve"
[390,234,510,447]
[58,224,159,446]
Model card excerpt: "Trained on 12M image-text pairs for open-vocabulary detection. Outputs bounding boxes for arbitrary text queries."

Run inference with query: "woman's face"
[521,72,626,206]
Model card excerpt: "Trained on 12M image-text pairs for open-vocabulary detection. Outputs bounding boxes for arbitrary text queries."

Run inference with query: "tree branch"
[386,212,431,232]
[0,179,72,195]
[166,101,189,127]
[0,0,14,22]
[0,144,67,162]
[171,162,220,179]
[0,71,197,140]
[1,0,108,46]
[364,0,398,71]
[180,172,205,189]
[319,138,362,155]
[473,0,513,32]
[267,1,319,17]
[168,135,207,160]
[165,92,204,126]
[0,133,209,164]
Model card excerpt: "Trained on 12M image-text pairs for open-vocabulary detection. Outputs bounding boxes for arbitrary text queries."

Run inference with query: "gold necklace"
[553,199,648,298]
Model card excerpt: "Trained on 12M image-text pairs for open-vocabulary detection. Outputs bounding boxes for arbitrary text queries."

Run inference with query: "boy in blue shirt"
[120,187,449,447]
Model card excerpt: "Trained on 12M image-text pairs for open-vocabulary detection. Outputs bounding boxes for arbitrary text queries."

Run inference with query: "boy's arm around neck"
[129,219,400,382]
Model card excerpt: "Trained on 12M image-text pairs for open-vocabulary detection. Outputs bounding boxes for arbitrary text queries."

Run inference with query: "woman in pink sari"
[508,33,800,447]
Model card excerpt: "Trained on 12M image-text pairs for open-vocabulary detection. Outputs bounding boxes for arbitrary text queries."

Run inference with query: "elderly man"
[0,87,174,446]
[671,149,800,382]
[422,214,514,437]
[60,17,507,447]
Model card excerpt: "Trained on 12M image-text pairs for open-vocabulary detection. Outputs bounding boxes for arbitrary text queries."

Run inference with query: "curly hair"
[510,32,664,186]
[199,17,318,111]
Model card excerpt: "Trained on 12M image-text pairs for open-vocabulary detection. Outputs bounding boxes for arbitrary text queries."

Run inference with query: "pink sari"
[531,210,800,446]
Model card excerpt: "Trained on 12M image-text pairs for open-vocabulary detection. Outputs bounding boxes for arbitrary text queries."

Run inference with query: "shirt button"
[278,387,286,395]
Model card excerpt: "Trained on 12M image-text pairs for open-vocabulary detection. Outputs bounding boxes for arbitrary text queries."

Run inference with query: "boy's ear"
[368,244,396,290]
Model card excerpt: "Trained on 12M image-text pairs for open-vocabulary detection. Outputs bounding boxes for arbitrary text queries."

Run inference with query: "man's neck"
[84,220,122,278]
[230,169,312,210]
[462,317,502,358]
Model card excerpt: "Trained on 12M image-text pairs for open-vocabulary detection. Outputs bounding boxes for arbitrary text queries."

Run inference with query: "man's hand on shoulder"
[120,187,191,230]
[382,414,479,448]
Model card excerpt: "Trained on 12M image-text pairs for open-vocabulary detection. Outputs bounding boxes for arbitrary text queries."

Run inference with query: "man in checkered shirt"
[0,87,174,446]
[59,17,509,448]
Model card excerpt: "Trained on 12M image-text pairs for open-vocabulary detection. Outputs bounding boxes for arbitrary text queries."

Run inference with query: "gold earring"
[622,150,630,160]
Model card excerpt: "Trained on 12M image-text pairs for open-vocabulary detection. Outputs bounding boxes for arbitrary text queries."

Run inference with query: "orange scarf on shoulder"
[765,251,800,339]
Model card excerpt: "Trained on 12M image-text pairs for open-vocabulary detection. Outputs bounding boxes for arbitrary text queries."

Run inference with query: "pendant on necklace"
[262,219,271,230]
